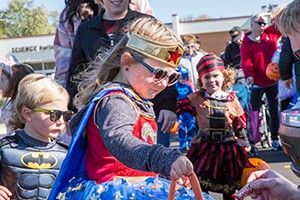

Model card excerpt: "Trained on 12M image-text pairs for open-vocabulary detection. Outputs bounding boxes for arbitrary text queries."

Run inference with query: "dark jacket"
[279,37,300,92]
[67,9,149,101]
[66,9,178,115]
[224,42,241,69]
[151,85,178,116]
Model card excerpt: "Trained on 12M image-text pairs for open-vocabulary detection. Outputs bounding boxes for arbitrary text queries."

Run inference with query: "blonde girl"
[48,17,197,199]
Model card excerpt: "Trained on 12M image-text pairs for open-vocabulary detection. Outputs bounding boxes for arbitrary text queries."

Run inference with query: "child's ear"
[121,52,133,66]
[22,106,33,122]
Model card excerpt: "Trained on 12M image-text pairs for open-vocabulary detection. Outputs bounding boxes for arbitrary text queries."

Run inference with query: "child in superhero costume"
[178,54,252,200]
[48,17,203,199]
[175,66,195,149]
[0,74,73,199]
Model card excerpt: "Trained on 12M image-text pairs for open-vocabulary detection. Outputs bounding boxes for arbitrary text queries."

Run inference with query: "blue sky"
[1,0,291,23]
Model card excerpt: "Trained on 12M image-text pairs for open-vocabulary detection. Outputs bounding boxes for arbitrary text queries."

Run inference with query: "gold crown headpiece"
[125,32,184,68]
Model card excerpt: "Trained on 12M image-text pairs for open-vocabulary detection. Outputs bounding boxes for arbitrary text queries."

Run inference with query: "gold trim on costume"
[198,177,240,193]
[125,33,184,68]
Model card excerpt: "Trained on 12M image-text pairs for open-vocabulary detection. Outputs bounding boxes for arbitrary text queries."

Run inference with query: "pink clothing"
[0,99,15,135]
[240,24,281,87]
[130,0,154,16]
[53,8,81,88]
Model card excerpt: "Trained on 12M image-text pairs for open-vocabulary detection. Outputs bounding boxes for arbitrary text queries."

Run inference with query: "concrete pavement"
[169,133,297,200]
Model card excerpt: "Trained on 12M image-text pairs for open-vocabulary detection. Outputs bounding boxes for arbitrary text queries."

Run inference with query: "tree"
[0,0,59,38]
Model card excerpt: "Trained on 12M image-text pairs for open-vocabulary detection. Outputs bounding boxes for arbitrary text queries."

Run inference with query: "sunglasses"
[253,21,267,26]
[32,107,74,122]
[185,45,195,49]
[130,53,180,86]
[293,48,300,61]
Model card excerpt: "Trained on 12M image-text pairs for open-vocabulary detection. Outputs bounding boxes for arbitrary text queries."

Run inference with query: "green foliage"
[0,0,59,38]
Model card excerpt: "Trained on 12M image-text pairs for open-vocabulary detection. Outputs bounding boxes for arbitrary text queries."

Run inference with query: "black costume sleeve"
[279,37,294,81]
[150,85,178,116]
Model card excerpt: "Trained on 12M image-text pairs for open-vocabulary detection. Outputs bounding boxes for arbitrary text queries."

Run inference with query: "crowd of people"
[0,0,300,199]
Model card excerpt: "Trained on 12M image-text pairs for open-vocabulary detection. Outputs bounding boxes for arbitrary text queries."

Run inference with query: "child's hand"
[170,156,193,180]
[176,176,192,189]
[0,185,12,200]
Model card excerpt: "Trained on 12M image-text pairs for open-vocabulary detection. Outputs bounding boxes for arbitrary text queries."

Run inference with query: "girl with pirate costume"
[48,17,202,199]
[0,58,34,134]
[178,53,252,200]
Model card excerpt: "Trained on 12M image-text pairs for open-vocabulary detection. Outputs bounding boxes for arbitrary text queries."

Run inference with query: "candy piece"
[231,183,253,200]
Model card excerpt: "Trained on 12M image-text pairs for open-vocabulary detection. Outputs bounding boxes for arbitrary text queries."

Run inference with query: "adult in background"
[240,13,282,151]
[279,37,300,98]
[53,0,99,88]
[224,26,246,85]
[66,0,149,102]
[130,0,153,15]
[277,37,299,111]
[247,2,300,198]
[66,0,178,146]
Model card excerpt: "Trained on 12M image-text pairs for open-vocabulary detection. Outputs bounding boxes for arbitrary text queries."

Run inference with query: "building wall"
[0,15,252,75]
[195,32,231,56]
[173,15,251,56]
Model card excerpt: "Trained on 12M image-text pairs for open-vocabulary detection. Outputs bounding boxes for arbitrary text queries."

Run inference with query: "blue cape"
[48,87,131,199]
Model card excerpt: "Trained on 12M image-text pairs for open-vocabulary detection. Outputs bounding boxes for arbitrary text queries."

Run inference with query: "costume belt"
[199,130,233,141]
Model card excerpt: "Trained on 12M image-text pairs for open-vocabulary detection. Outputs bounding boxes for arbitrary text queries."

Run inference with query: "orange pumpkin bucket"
[170,121,180,134]
[266,62,281,81]
[240,158,270,187]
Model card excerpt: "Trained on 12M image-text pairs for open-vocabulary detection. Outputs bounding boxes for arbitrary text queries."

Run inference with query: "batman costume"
[0,130,68,199]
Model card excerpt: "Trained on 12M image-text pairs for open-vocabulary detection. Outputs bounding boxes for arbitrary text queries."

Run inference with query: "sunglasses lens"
[153,69,167,81]
[168,73,181,86]
[48,110,60,122]
[51,110,72,122]
[256,21,266,26]
[63,112,73,122]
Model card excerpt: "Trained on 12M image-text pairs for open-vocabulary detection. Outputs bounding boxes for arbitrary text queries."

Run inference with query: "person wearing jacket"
[66,0,178,140]
[66,5,148,101]
[53,0,99,88]
[279,37,300,93]
[240,13,282,151]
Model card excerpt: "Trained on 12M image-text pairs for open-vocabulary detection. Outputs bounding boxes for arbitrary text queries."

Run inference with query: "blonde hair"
[274,0,300,36]
[15,74,70,123]
[197,68,236,91]
[74,17,182,107]
[182,34,196,44]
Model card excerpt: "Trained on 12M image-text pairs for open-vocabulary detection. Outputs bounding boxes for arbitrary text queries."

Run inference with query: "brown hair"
[197,67,236,91]
[2,63,34,99]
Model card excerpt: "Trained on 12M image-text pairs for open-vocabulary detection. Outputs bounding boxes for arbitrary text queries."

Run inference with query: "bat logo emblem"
[21,152,58,169]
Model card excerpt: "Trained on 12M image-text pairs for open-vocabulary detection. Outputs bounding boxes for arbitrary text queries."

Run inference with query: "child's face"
[200,69,224,94]
[25,99,69,142]
[0,72,9,96]
[127,56,177,99]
